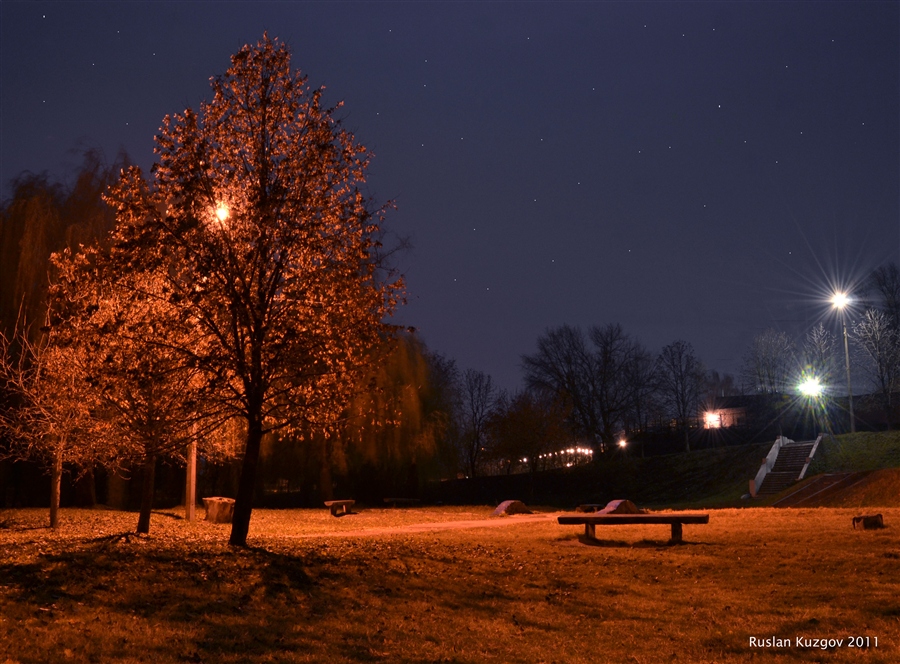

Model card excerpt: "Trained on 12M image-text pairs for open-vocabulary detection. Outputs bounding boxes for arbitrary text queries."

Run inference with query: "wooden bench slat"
[558,514,709,525]
[557,513,709,544]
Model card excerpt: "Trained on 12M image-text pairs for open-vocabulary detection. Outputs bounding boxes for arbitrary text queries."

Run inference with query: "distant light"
[618,439,627,448]
[798,377,823,397]
[216,204,229,223]
[704,412,722,429]
[831,292,850,309]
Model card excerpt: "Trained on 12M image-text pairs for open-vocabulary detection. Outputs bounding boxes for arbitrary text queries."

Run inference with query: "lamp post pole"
[840,314,855,433]
[832,292,856,434]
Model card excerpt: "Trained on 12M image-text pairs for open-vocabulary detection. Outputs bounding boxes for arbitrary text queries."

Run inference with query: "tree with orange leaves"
[103,35,402,546]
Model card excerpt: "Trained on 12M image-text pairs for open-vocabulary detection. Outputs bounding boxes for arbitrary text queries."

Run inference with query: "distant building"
[700,395,758,429]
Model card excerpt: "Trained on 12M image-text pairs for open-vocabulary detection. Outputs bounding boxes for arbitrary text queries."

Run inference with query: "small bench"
[558,513,709,544]
[324,499,355,517]
[384,498,420,508]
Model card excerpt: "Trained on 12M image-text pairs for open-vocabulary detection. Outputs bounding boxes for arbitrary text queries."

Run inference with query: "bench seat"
[558,513,709,543]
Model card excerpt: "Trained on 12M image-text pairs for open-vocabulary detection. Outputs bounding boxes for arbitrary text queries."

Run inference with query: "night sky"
[2,2,898,392]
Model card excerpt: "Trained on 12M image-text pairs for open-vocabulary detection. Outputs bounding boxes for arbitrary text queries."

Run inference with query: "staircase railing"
[749,435,793,498]
[797,433,823,481]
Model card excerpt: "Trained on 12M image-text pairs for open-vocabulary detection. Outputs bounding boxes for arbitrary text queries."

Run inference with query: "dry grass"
[1,506,898,663]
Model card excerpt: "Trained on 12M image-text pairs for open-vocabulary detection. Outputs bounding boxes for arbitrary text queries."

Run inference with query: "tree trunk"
[49,450,62,529]
[184,441,197,522]
[136,454,156,534]
[319,436,333,502]
[230,416,263,547]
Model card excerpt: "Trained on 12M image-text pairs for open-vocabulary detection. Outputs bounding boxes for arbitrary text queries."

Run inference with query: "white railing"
[797,433,824,481]
[749,435,793,497]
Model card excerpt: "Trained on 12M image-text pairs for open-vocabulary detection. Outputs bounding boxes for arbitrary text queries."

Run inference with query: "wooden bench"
[383,498,420,508]
[558,513,709,544]
[324,499,355,517]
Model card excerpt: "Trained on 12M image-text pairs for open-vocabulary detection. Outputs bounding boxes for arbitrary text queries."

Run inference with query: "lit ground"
[1,506,898,663]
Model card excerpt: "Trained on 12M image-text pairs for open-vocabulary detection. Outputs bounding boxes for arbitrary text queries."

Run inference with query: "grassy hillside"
[428,441,775,509]
[429,432,900,510]
[808,431,900,474]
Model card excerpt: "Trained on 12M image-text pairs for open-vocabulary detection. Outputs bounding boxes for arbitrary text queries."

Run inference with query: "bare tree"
[423,351,463,479]
[865,263,900,329]
[742,329,795,394]
[522,323,648,453]
[852,309,900,429]
[460,369,496,477]
[803,323,837,386]
[522,325,600,451]
[620,342,658,436]
[656,340,706,452]
[587,323,646,449]
[102,35,401,546]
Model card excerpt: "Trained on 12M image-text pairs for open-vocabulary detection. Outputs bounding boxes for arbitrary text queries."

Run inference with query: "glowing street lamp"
[215,203,230,223]
[617,439,627,448]
[798,376,823,398]
[831,292,856,433]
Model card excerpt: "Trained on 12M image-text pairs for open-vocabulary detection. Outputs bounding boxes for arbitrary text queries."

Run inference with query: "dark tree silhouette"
[460,369,496,477]
[852,309,900,429]
[866,263,900,329]
[741,329,795,395]
[522,323,646,453]
[657,340,706,452]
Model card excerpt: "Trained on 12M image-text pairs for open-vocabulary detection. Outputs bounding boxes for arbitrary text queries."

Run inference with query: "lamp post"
[832,292,855,433]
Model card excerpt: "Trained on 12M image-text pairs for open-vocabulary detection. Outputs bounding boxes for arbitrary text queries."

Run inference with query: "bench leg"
[670,522,683,543]
[584,523,596,540]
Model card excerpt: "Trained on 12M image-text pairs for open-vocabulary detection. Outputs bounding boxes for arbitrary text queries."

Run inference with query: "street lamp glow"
[618,439,627,448]
[798,377,823,397]
[215,204,230,223]
[831,292,850,309]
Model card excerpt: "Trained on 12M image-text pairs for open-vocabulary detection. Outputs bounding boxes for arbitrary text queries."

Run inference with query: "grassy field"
[1,505,898,663]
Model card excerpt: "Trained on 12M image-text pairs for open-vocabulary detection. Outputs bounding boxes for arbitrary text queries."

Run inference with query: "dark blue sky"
[2,1,898,391]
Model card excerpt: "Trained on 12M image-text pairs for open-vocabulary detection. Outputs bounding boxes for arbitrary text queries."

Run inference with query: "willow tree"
[105,35,401,546]
[336,335,440,498]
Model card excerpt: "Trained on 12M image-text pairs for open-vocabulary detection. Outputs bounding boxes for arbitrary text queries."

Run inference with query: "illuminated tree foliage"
[0,329,112,529]
[48,250,234,534]
[104,35,401,546]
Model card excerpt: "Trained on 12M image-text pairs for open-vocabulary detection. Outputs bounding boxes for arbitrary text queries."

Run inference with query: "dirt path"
[284,512,563,538]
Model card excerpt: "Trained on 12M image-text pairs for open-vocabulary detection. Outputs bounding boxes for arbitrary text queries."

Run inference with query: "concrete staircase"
[755,441,817,496]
